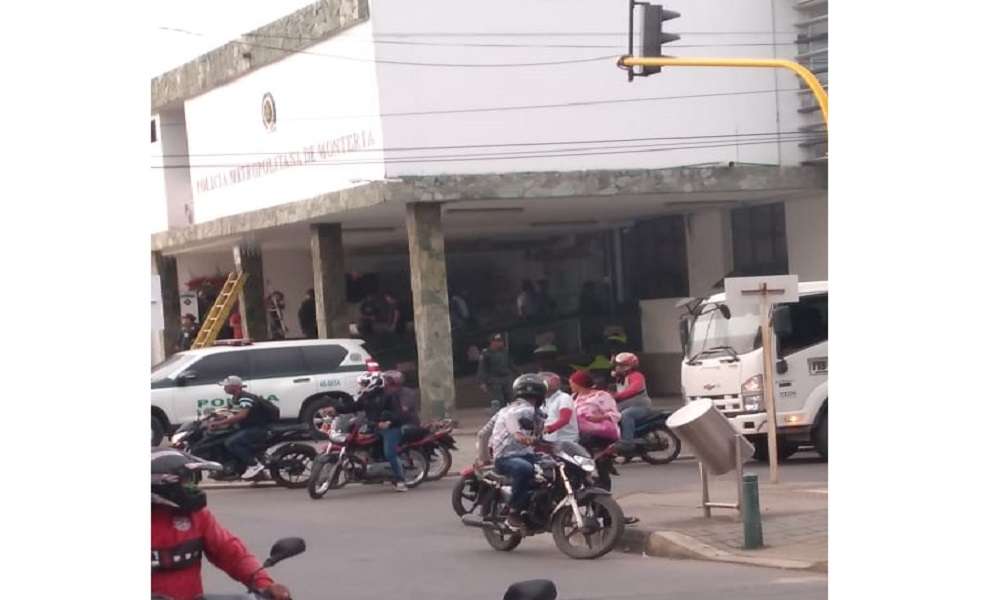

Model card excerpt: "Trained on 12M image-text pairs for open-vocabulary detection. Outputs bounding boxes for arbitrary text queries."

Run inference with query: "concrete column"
[785,195,828,281]
[310,223,349,338]
[152,251,181,357]
[686,209,734,297]
[405,202,455,420]
[233,244,267,341]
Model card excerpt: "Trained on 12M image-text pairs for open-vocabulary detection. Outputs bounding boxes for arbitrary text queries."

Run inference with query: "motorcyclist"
[610,352,653,451]
[212,375,280,480]
[383,369,421,427]
[151,448,291,600]
[335,372,409,492]
[475,374,547,531]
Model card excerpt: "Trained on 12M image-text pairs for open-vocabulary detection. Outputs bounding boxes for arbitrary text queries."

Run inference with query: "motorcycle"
[152,536,305,600]
[452,464,486,517]
[306,414,429,499]
[414,419,458,481]
[170,409,321,488]
[461,440,625,559]
[616,409,682,465]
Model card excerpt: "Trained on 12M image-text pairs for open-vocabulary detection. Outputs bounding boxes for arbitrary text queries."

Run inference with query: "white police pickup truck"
[151,339,377,445]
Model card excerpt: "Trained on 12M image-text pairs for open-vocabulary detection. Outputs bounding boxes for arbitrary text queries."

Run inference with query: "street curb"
[617,529,827,573]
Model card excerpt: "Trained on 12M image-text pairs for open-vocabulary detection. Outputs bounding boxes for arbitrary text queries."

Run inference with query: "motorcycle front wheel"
[307,454,345,499]
[551,494,625,559]
[426,447,453,481]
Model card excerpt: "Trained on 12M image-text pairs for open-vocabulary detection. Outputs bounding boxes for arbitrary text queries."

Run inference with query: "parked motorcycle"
[415,419,458,481]
[307,415,429,499]
[170,409,321,488]
[152,537,305,600]
[461,440,625,559]
[452,464,486,517]
[616,410,682,465]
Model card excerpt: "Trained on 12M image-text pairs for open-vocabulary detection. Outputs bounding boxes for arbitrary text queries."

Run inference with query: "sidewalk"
[617,478,828,572]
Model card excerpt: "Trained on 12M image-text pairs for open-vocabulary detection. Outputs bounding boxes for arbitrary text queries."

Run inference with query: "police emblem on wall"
[262,92,277,131]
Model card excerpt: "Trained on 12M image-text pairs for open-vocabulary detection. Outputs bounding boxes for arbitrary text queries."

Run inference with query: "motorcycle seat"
[267,423,310,434]
[401,425,431,442]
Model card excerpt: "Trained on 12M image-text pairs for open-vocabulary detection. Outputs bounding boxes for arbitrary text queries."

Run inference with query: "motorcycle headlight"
[575,456,596,472]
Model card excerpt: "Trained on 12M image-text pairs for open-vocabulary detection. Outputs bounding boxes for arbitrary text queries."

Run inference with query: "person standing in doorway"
[298,289,318,338]
[516,280,541,321]
[176,314,199,352]
[478,333,518,414]
[228,304,243,340]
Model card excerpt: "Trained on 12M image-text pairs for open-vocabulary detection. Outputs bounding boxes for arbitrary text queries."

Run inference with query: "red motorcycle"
[418,419,459,481]
[307,415,429,499]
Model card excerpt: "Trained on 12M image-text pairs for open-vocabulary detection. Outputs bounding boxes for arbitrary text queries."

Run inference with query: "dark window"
[186,352,251,385]
[302,345,349,373]
[777,294,828,355]
[731,203,789,276]
[151,119,157,143]
[625,216,689,299]
[247,347,307,380]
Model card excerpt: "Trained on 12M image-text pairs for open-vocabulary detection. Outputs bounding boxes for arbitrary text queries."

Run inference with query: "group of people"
[475,352,653,531]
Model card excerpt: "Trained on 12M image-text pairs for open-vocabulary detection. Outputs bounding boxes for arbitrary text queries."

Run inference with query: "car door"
[174,351,252,423]
[245,347,313,420]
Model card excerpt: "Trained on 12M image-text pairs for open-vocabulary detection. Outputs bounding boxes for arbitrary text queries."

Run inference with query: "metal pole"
[617,57,829,126]
[742,473,764,549]
[699,461,711,518]
[734,433,744,518]
[761,299,780,484]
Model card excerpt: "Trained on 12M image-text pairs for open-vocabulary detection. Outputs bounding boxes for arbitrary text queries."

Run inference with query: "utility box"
[668,399,753,475]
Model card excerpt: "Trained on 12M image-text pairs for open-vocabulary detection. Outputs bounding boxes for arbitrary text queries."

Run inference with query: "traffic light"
[634,2,681,76]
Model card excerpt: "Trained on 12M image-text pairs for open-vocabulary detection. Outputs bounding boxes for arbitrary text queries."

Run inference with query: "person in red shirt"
[610,352,654,451]
[151,448,291,600]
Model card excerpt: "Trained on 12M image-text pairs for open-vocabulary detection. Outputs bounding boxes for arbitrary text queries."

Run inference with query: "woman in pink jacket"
[569,370,621,443]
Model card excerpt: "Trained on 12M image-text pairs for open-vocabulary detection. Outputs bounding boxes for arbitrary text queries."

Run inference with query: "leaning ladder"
[191,272,247,349]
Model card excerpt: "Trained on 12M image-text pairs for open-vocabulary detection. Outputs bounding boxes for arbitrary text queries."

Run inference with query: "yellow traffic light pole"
[618,57,829,126]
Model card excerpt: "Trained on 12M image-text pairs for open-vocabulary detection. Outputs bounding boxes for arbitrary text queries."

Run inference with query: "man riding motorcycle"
[475,374,547,531]
[211,375,280,480]
[151,448,291,600]
[332,372,410,492]
[610,353,653,451]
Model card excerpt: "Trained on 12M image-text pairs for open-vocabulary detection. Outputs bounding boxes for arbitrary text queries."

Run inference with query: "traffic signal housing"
[635,3,681,76]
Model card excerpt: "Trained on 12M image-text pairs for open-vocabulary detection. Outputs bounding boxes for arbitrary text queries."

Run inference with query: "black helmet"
[151,448,221,512]
[512,374,547,403]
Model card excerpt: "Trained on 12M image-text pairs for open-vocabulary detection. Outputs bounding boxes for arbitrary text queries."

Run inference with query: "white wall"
[686,209,732,297]
[158,109,195,229]
[640,298,688,354]
[785,194,828,281]
[151,115,169,234]
[370,0,809,177]
[181,21,386,223]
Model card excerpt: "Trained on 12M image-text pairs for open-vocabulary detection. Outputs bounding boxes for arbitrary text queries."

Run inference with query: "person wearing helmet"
[212,375,280,480]
[151,448,291,600]
[538,372,578,444]
[335,372,409,492]
[474,374,547,530]
[611,352,654,450]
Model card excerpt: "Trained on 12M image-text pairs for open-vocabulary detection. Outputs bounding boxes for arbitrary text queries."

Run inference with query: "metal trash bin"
[667,399,754,475]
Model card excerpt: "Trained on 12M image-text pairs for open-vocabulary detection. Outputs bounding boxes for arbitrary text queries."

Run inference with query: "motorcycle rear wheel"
[426,447,453,481]
[451,473,480,516]
[400,449,429,488]
[269,444,317,488]
[551,494,625,559]
[638,427,681,465]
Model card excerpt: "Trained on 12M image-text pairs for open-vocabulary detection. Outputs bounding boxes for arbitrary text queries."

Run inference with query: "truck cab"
[679,281,828,460]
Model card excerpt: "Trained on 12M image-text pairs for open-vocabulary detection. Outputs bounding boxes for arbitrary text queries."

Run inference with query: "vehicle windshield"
[151,353,190,381]
[687,303,761,359]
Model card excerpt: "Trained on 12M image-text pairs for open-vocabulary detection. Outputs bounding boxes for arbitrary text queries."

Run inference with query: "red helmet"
[613,352,639,370]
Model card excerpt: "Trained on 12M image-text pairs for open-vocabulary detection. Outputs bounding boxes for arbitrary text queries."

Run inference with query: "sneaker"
[624,516,640,525]
[393,482,409,493]
[241,462,266,480]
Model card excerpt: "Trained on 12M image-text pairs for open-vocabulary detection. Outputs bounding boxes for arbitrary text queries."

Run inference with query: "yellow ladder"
[191,272,247,349]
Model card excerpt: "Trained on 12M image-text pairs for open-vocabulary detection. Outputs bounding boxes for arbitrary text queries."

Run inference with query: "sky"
[151,0,314,76]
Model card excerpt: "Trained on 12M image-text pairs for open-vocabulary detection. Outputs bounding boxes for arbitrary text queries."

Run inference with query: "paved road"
[202,455,827,600]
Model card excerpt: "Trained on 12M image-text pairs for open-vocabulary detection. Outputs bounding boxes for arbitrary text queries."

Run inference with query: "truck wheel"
[814,413,828,460]
[152,416,166,447]
[752,439,799,462]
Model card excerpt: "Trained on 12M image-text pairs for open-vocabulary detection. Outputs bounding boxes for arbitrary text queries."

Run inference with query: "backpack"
[258,396,281,422]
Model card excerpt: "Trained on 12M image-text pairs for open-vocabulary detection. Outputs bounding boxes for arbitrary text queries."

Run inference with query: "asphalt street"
[202,455,827,600]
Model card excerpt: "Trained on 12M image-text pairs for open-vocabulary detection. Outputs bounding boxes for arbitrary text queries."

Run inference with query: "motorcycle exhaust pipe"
[461,515,488,529]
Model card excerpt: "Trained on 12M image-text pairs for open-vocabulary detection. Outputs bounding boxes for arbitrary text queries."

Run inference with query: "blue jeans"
[380,426,405,482]
[223,427,267,472]
[620,407,652,443]
[495,454,539,513]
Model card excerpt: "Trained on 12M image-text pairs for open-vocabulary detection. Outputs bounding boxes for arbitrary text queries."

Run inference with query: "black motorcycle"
[170,410,321,488]
[461,440,625,559]
[616,409,682,465]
